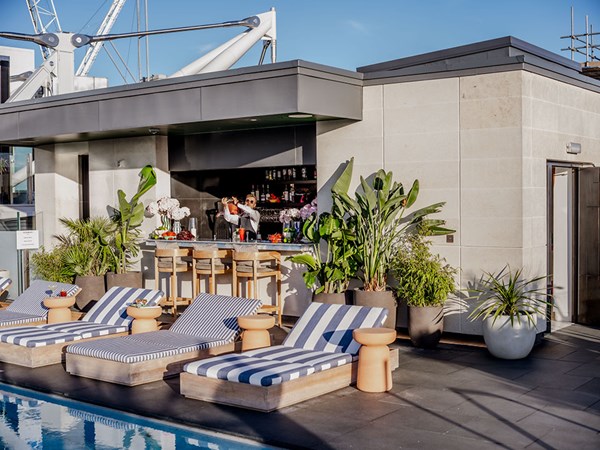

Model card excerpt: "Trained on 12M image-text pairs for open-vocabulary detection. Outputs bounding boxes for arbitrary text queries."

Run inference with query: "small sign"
[16,230,40,250]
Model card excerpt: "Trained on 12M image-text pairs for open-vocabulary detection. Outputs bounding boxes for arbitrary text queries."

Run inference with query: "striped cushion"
[7,280,79,316]
[0,277,11,292]
[282,303,388,355]
[170,293,261,340]
[66,331,227,363]
[184,354,315,387]
[82,287,163,327]
[243,345,353,372]
[0,326,81,348]
[0,311,46,327]
[44,322,128,338]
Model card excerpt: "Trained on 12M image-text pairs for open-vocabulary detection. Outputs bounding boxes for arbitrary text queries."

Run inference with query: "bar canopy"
[0,60,363,146]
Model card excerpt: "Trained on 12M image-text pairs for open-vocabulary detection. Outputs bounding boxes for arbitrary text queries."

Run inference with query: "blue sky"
[1,0,599,86]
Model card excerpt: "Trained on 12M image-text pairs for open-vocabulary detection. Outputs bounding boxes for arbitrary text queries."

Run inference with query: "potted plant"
[468,266,552,359]
[107,165,157,289]
[288,210,357,304]
[30,245,73,284]
[55,217,116,311]
[391,231,456,348]
[331,157,453,328]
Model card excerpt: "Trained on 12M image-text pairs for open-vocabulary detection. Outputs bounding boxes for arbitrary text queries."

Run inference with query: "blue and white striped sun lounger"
[65,293,262,386]
[180,302,392,411]
[0,277,11,296]
[0,286,163,368]
[0,280,80,329]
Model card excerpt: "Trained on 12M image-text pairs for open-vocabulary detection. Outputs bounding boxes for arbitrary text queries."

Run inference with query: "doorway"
[548,161,600,330]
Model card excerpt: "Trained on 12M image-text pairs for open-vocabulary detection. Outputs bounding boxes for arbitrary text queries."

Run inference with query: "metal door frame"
[546,160,595,332]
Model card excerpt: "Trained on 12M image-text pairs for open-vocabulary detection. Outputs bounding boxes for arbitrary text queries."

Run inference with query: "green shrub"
[30,246,73,283]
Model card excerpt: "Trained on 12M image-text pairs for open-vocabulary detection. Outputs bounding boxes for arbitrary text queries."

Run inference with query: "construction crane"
[0,8,277,102]
[76,0,127,77]
[25,0,62,60]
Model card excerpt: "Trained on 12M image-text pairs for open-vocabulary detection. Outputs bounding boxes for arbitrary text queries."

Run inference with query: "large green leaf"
[331,158,354,196]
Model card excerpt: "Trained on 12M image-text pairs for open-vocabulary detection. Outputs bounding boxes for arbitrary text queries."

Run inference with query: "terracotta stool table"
[238,315,275,351]
[43,296,76,324]
[352,327,397,393]
[126,306,162,334]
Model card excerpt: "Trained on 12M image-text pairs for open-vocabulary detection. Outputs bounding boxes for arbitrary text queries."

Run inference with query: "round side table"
[237,315,275,351]
[127,306,162,334]
[352,327,397,393]
[43,296,76,324]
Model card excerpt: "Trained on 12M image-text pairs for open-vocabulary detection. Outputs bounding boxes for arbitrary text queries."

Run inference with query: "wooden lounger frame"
[0,332,128,368]
[66,342,236,386]
[180,348,400,412]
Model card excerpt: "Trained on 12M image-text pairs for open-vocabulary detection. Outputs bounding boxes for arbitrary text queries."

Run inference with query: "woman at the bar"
[221,194,260,241]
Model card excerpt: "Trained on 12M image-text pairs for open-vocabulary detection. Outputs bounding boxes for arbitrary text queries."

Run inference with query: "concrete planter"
[312,292,347,305]
[106,271,143,290]
[483,315,537,359]
[408,305,444,349]
[74,275,106,312]
[353,289,397,329]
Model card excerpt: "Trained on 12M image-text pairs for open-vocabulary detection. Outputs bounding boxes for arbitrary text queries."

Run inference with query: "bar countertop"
[144,239,312,252]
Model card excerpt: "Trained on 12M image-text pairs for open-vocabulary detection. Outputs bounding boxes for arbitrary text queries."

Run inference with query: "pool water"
[0,383,274,449]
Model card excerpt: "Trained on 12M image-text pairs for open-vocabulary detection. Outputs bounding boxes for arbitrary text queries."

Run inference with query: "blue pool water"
[0,383,274,449]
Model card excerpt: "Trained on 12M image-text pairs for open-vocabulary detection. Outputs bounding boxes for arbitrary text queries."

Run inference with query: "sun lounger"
[0,280,80,329]
[180,302,397,412]
[0,277,11,298]
[0,286,162,368]
[65,293,262,386]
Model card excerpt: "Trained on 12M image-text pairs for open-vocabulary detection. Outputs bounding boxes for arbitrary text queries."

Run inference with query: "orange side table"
[352,328,397,393]
[127,306,162,334]
[237,315,275,351]
[43,296,76,324]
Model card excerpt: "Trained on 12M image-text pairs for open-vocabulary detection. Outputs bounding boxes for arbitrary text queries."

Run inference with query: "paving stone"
[512,371,593,390]
[565,361,600,377]
[444,389,538,422]
[518,386,600,410]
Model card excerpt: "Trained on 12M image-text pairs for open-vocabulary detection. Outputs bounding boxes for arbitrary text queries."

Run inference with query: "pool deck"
[0,324,598,449]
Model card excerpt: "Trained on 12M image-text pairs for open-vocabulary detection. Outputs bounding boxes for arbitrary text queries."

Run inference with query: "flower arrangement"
[300,198,317,220]
[146,197,190,236]
[279,208,301,224]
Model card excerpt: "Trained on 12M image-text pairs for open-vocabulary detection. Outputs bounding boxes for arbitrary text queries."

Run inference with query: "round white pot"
[482,315,537,360]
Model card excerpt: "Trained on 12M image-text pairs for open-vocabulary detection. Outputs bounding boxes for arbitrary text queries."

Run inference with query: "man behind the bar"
[221,194,260,240]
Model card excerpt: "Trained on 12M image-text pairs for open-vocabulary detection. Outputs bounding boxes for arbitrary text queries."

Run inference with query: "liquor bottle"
[301,167,307,180]
[255,184,260,201]
[265,184,270,200]
[289,183,295,202]
[260,185,266,203]
[282,184,289,202]
[292,167,297,179]
[265,169,269,180]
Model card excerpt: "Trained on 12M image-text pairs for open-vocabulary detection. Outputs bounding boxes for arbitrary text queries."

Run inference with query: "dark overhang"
[0,60,363,146]
[358,36,600,93]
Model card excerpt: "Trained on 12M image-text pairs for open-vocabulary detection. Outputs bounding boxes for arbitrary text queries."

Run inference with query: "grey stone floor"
[0,324,598,449]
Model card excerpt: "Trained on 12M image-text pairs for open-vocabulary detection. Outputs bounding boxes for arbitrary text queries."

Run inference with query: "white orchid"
[170,206,190,220]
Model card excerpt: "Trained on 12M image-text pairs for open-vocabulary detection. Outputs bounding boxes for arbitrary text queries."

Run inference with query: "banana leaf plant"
[332,157,453,291]
[111,165,157,274]
[288,211,357,294]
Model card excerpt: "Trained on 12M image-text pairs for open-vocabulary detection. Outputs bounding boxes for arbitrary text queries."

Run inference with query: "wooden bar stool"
[232,250,282,327]
[191,249,232,295]
[154,248,191,317]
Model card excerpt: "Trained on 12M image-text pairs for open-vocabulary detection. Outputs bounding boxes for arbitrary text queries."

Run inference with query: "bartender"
[221,194,260,240]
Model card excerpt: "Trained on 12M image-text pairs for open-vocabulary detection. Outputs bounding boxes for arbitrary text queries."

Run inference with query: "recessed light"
[288,113,313,119]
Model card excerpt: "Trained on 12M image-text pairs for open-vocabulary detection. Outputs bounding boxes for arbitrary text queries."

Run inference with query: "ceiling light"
[288,113,313,119]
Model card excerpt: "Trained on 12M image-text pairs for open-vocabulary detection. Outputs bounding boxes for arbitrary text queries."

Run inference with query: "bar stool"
[232,250,282,326]
[191,249,232,295]
[154,248,191,317]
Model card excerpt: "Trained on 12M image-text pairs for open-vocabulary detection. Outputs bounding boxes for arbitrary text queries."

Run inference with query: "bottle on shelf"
[255,184,260,201]
[301,167,307,180]
[292,167,297,179]
[260,185,266,203]
[289,183,295,202]
[282,184,289,202]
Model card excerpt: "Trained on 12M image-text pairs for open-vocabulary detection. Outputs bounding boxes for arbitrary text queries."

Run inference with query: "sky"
[1,0,599,87]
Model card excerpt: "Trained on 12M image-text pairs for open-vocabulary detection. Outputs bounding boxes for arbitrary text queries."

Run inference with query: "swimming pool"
[0,383,275,449]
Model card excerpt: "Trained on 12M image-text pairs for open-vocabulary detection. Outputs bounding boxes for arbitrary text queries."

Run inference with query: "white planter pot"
[482,315,537,360]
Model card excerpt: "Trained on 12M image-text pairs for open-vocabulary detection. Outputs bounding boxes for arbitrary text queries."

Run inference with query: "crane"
[0,8,277,103]
[25,0,62,60]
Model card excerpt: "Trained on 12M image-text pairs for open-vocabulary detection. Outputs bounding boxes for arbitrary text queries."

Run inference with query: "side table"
[237,315,275,351]
[43,296,76,324]
[126,306,162,334]
[352,327,397,393]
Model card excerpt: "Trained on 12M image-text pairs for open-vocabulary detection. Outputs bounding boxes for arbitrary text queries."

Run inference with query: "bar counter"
[141,239,314,318]
[144,239,312,252]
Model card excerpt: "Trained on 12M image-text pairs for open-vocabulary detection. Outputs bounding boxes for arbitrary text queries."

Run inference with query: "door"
[578,167,600,325]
